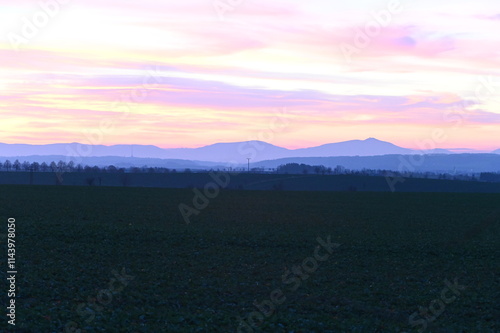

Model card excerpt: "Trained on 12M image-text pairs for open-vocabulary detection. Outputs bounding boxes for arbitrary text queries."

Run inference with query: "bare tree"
[57,160,67,172]
[31,162,40,172]
[22,161,31,171]
[13,160,21,172]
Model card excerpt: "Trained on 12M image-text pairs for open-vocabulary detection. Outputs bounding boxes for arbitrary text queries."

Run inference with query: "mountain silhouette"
[0,138,481,163]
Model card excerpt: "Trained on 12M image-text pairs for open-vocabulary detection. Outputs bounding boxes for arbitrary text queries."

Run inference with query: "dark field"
[2,171,500,193]
[1,185,499,332]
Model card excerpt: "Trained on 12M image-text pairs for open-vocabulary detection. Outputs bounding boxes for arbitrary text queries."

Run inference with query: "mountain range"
[1,138,496,163]
[1,138,499,173]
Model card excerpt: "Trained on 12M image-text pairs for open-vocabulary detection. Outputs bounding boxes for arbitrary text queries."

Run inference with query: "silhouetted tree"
[31,162,40,172]
[334,165,345,174]
[13,160,21,171]
[57,160,67,172]
[22,161,31,171]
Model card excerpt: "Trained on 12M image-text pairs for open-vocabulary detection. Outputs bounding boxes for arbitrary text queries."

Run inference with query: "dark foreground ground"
[0,185,499,332]
[2,171,500,193]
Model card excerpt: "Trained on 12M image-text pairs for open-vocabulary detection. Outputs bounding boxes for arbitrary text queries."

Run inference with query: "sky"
[0,0,499,150]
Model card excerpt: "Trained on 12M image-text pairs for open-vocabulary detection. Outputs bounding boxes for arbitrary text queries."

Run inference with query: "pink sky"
[0,0,499,150]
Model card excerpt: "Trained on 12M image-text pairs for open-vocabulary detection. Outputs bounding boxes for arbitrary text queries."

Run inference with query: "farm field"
[1,185,499,332]
[1,171,500,193]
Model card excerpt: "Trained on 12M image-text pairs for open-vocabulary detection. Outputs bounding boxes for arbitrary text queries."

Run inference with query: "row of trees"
[479,172,500,182]
[0,159,271,174]
[0,160,340,175]
[0,159,496,183]
[0,159,184,174]
[277,163,342,175]
[0,160,82,172]
[276,163,485,182]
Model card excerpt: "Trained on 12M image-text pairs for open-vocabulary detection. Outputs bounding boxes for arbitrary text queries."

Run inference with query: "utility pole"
[247,158,251,173]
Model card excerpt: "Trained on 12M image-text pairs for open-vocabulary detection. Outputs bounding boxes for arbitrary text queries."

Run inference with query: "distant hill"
[0,138,460,162]
[0,141,290,162]
[0,143,167,158]
[292,138,413,157]
[159,141,291,162]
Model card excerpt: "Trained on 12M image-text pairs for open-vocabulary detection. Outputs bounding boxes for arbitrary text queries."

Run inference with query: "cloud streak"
[0,0,499,150]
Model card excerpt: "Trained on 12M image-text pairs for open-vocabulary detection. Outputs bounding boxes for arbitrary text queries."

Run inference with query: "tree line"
[0,159,497,183]
[275,163,493,182]
[0,159,180,174]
